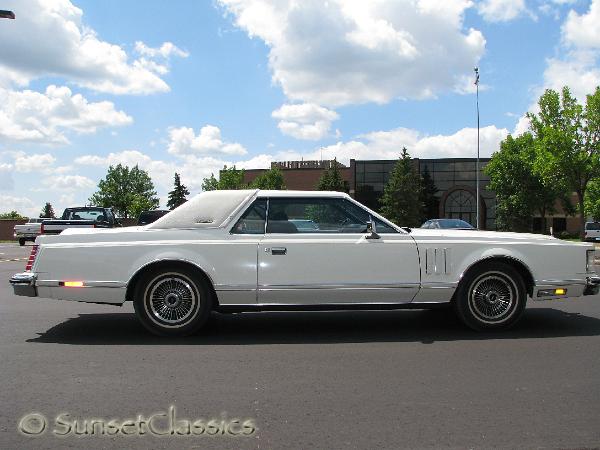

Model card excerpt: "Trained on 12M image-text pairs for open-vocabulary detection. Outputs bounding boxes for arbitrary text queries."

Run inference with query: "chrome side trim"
[215,283,256,292]
[258,283,419,291]
[36,279,126,288]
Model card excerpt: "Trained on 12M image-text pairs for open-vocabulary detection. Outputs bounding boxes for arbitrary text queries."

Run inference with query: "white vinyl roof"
[148,190,257,229]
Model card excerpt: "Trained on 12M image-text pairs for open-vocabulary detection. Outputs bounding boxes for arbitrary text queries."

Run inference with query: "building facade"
[239,158,581,233]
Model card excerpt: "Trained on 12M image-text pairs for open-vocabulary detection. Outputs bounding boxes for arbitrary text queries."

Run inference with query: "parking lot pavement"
[1,245,600,449]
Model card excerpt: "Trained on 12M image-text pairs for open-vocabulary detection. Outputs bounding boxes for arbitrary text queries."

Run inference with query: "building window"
[444,189,477,227]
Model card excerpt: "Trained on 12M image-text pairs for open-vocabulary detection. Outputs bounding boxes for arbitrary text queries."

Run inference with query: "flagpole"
[474,67,480,230]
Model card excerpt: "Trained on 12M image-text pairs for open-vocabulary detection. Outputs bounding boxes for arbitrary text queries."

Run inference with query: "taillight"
[25,245,39,271]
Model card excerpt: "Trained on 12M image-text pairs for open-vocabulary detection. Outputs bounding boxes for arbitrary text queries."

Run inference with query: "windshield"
[586,222,600,230]
[438,219,474,229]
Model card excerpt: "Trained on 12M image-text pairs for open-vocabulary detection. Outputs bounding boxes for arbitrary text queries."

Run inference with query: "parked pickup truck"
[41,207,119,235]
[13,218,44,246]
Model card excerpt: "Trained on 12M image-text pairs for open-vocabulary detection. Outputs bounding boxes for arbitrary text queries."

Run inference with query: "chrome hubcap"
[148,276,197,324]
[469,273,515,322]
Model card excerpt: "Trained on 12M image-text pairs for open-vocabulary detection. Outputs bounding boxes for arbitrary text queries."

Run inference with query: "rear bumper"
[584,276,600,296]
[9,272,37,297]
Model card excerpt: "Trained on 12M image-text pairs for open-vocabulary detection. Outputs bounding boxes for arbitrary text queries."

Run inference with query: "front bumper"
[584,276,600,296]
[9,272,37,297]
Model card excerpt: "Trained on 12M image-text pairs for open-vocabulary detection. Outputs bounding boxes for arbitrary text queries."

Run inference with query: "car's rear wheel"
[133,266,212,336]
[453,261,526,331]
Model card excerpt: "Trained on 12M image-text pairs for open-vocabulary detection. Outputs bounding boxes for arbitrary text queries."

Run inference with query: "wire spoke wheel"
[468,272,516,324]
[145,274,199,327]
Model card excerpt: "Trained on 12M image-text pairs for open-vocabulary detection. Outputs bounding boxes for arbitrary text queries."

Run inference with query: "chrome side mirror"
[365,219,380,240]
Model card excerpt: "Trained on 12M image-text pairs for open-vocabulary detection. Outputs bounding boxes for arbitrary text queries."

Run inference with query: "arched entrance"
[442,187,485,228]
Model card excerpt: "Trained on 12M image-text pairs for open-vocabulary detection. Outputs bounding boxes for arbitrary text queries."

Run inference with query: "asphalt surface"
[1,243,599,449]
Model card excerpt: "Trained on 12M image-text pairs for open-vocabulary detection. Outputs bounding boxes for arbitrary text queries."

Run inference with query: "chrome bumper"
[584,276,600,296]
[9,272,37,297]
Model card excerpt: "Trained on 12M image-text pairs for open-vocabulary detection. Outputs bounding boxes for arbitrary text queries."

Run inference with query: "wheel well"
[125,260,219,305]
[459,256,535,298]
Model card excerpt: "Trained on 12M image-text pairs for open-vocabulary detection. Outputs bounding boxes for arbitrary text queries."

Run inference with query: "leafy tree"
[486,133,561,232]
[0,211,26,220]
[420,166,439,222]
[39,202,55,219]
[166,173,190,210]
[528,86,600,238]
[379,148,423,227]
[585,179,600,221]
[250,167,286,190]
[88,164,159,218]
[201,165,246,191]
[316,159,347,192]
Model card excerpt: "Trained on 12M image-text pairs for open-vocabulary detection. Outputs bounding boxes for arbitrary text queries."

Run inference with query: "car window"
[266,198,397,234]
[62,209,106,221]
[231,199,267,234]
[585,222,600,230]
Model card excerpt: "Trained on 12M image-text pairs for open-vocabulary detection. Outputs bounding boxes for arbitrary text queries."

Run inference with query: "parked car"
[41,207,118,235]
[584,221,600,242]
[10,190,599,336]
[137,209,170,225]
[13,218,44,246]
[421,218,475,230]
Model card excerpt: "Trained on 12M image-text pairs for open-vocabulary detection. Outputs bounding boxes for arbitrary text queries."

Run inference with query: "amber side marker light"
[537,288,568,297]
[59,281,84,288]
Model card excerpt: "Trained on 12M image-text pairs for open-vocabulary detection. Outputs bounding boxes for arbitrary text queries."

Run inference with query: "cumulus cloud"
[13,153,56,173]
[218,0,485,107]
[278,125,509,163]
[0,0,187,94]
[167,125,247,156]
[0,85,132,144]
[0,163,14,190]
[477,0,529,22]
[272,103,339,140]
[0,194,37,217]
[43,175,95,191]
[540,0,600,101]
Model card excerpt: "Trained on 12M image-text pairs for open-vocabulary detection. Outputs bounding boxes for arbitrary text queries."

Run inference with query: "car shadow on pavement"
[27,307,600,345]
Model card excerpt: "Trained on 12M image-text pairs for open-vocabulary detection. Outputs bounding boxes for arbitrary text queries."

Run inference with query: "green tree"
[528,86,600,238]
[420,166,439,222]
[316,159,347,192]
[0,211,26,219]
[379,148,423,227]
[585,179,600,221]
[485,133,560,232]
[166,173,190,210]
[201,165,247,191]
[250,167,286,189]
[88,164,159,218]
[39,202,55,219]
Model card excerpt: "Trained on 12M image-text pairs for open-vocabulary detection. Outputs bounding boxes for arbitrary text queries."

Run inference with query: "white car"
[10,190,600,336]
[584,221,600,242]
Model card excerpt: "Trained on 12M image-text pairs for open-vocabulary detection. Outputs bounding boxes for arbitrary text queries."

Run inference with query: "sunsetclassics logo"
[18,406,256,437]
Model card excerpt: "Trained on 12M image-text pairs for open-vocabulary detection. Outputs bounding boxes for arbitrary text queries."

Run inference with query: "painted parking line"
[0,257,27,263]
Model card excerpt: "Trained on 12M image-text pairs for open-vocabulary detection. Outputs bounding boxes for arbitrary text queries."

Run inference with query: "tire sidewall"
[454,261,527,331]
[133,266,212,336]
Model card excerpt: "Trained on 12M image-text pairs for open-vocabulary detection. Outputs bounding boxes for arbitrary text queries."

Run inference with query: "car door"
[257,197,420,305]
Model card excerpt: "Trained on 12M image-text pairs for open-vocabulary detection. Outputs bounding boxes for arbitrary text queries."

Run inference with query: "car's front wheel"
[133,265,212,336]
[18,238,25,246]
[454,261,527,331]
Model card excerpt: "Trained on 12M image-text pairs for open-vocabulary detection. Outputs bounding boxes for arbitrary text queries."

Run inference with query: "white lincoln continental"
[10,190,600,336]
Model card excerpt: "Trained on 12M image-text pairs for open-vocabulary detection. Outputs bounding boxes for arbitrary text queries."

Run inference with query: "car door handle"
[270,247,287,255]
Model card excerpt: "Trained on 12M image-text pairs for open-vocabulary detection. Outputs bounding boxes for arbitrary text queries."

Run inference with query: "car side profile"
[10,190,600,336]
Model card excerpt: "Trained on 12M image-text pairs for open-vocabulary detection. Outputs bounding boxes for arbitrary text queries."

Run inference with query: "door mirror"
[365,219,380,240]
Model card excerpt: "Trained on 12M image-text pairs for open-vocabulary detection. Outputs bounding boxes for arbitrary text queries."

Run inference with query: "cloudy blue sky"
[1,0,599,217]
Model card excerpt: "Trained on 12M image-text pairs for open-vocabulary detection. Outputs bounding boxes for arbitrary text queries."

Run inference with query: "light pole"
[474,67,480,230]
[0,10,15,19]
